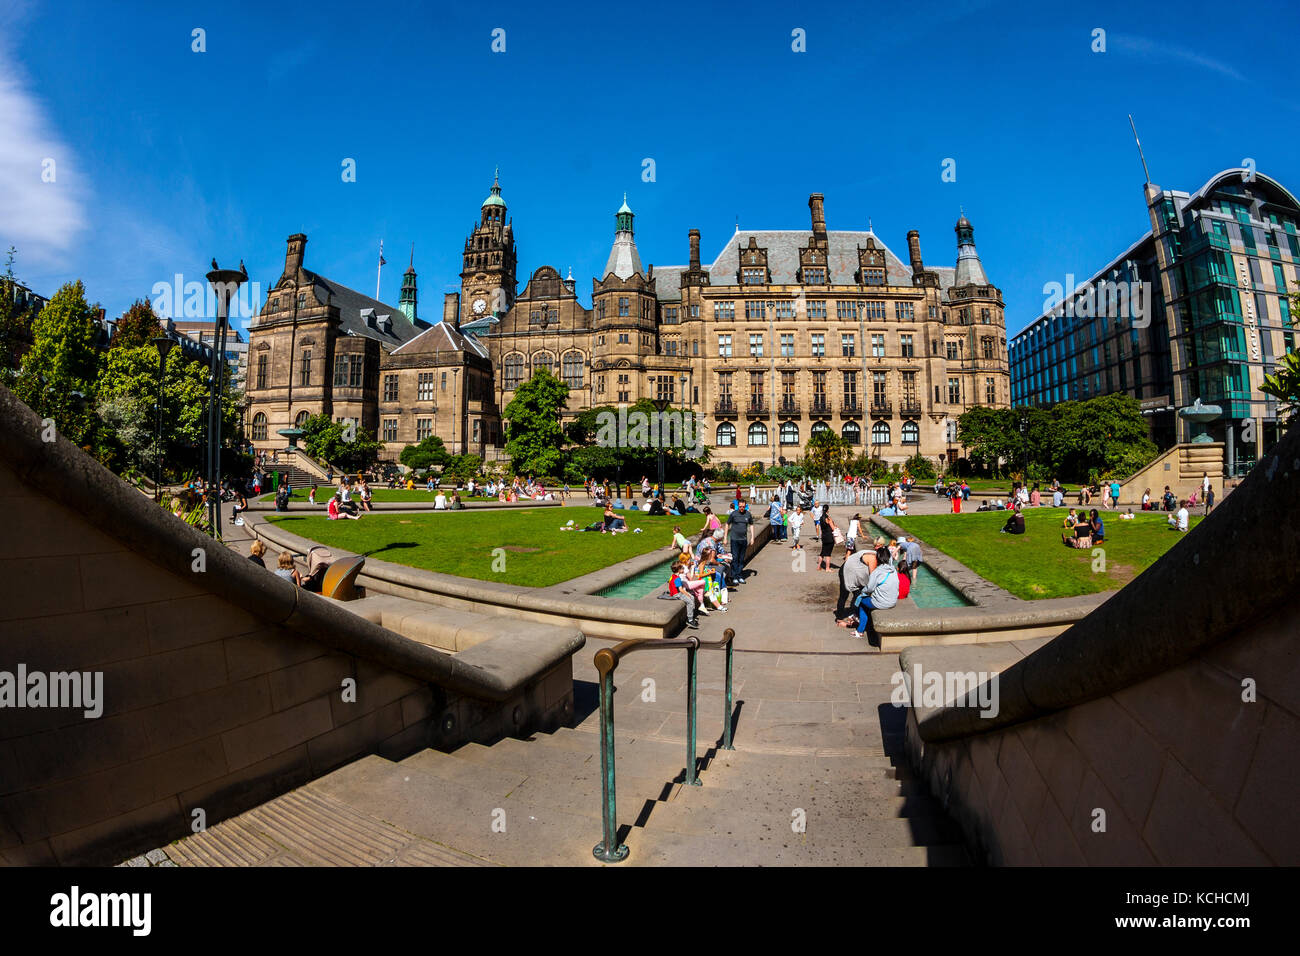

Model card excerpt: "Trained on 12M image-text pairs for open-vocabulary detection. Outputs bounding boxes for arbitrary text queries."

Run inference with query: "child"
[275,551,302,586]
[308,483,318,505]
[788,505,804,550]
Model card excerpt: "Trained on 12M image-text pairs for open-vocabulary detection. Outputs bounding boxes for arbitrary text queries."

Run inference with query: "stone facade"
[246,177,1011,469]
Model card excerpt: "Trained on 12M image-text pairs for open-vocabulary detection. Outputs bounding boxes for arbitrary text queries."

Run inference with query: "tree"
[300,413,383,474]
[1261,299,1300,430]
[95,343,243,478]
[503,367,569,475]
[443,453,483,479]
[111,299,164,350]
[0,248,39,379]
[903,452,936,481]
[802,430,850,478]
[14,280,102,447]
[399,435,449,471]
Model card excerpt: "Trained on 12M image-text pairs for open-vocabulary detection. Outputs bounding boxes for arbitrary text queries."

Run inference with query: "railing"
[747,400,766,414]
[778,399,800,415]
[841,401,862,415]
[714,399,737,415]
[900,402,923,416]
[809,400,831,414]
[592,627,737,864]
[870,401,892,416]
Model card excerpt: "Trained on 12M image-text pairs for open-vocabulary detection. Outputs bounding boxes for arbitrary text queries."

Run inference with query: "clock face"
[472,298,487,315]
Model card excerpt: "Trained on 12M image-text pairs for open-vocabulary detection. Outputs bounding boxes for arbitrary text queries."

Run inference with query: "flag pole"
[376,239,385,299]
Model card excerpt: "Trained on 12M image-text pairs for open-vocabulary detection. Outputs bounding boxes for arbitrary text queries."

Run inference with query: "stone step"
[401,747,680,823]
[620,827,969,867]
[644,797,963,848]
[311,753,615,867]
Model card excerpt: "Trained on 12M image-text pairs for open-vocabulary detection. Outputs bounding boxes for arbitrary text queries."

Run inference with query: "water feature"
[595,559,673,600]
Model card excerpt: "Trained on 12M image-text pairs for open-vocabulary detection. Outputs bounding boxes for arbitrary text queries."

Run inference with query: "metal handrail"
[591,627,736,863]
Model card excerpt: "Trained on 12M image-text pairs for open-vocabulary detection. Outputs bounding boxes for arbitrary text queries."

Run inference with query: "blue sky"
[3,0,1298,339]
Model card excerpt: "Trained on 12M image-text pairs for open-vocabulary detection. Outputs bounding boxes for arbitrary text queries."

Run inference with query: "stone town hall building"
[245,175,1010,470]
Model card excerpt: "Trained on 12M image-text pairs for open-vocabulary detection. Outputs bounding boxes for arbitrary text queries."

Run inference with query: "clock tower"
[460,169,517,325]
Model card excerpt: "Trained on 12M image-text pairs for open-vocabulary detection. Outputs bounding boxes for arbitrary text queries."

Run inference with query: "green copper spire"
[615,193,634,234]
[399,243,417,321]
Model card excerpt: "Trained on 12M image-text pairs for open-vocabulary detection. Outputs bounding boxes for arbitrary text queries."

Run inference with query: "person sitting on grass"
[1168,500,1189,532]
[1120,508,1135,520]
[602,505,627,534]
[1089,508,1105,543]
[450,493,464,510]
[328,493,362,520]
[434,490,447,510]
[647,496,667,516]
[1001,506,1026,535]
[1062,512,1092,548]
[1062,507,1078,529]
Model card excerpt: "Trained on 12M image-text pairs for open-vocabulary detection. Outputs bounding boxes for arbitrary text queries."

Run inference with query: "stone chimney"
[284,233,307,278]
[907,230,924,273]
[444,291,460,331]
[689,229,701,269]
[809,193,827,240]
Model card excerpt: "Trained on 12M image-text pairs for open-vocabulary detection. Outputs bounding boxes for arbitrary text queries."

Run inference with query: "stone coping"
[250,515,684,637]
[868,513,1019,606]
[246,499,562,513]
[898,424,1300,745]
[0,384,580,703]
[875,593,1110,636]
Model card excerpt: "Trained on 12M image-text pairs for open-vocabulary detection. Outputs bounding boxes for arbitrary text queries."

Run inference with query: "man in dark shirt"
[728,501,753,585]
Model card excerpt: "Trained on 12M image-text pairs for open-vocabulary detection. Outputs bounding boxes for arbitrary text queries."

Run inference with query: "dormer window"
[864,267,885,285]
[742,267,765,285]
[804,267,826,284]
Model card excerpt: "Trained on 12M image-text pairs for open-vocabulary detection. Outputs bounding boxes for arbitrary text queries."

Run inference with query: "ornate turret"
[480,168,506,225]
[603,194,644,280]
[953,212,990,287]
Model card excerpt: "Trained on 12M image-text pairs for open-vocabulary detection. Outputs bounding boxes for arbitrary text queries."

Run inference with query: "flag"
[378,240,386,266]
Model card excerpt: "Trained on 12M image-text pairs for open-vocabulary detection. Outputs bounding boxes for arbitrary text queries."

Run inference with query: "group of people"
[832,530,925,640]
[663,501,753,629]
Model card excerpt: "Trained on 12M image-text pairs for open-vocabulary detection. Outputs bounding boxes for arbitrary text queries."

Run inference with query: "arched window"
[532,351,554,377]
[294,410,310,428]
[252,412,268,441]
[842,421,862,445]
[562,351,584,388]
[716,422,736,447]
[747,422,768,446]
[811,421,831,437]
[871,421,890,445]
[503,353,524,389]
[902,421,920,445]
[780,421,800,445]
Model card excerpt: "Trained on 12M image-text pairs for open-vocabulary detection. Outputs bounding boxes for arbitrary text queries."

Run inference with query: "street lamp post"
[150,335,176,502]
[652,390,670,492]
[766,300,776,472]
[205,261,247,535]
[1019,412,1029,481]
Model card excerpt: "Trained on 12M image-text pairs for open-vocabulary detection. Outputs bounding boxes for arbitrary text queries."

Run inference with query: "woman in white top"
[434,491,447,510]
[846,513,862,550]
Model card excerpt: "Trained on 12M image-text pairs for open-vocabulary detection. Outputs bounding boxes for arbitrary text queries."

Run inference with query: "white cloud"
[1112,35,1246,83]
[0,23,88,268]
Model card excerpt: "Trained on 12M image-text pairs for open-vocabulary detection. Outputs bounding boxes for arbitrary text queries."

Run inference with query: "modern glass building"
[1010,168,1300,473]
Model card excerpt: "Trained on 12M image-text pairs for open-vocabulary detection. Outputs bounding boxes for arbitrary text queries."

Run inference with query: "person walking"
[728,499,753,584]
[818,510,838,572]
[788,505,805,550]
[767,496,786,541]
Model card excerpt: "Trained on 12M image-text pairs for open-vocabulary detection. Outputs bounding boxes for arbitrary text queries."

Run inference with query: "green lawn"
[889,509,1203,600]
[264,506,710,587]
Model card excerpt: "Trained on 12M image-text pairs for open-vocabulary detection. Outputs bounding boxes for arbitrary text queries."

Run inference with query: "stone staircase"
[162,721,969,866]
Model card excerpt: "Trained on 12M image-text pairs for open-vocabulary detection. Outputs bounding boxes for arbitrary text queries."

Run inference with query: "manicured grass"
[264,506,709,587]
[889,509,1203,600]
[259,488,501,503]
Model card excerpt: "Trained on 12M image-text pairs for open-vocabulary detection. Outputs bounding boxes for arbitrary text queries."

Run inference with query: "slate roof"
[649,231,962,302]
[390,319,489,359]
[302,269,428,347]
